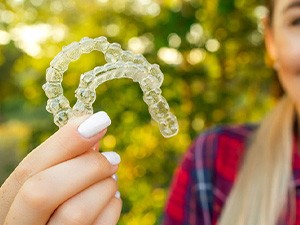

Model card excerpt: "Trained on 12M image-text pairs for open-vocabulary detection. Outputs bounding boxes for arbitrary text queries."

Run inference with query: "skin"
[0,116,122,225]
[265,0,300,116]
[2,1,299,224]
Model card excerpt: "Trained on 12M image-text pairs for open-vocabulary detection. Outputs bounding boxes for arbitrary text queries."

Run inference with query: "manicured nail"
[78,111,111,138]
[101,151,121,165]
[115,191,121,199]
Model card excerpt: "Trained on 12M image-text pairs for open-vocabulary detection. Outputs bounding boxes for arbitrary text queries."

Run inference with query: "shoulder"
[195,123,257,144]
[192,124,257,208]
[190,123,257,182]
[163,124,257,225]
[194,124,257,217]
[179,123,257,186]
[193,123,257,156]
[191,123,257,158]
[192,124,258,221]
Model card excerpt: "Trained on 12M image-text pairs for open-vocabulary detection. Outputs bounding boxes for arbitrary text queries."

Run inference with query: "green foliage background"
[0,0,280,224]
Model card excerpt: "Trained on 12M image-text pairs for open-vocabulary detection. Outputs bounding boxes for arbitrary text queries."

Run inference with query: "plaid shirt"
[163,124,300,225]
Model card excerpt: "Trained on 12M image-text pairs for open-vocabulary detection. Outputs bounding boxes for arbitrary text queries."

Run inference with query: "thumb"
[0,111,111,223]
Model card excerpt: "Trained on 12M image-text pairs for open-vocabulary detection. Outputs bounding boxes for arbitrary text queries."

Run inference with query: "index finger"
[0,111,111,223]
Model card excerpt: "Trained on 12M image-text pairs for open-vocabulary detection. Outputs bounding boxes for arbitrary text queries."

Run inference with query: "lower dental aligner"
[43,37,179,138]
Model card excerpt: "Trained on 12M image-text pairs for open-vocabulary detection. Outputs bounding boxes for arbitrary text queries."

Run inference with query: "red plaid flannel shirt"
[163,124,300,225]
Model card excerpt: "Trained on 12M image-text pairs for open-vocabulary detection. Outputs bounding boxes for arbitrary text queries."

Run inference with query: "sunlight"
[158,47,183,65]
[10,23,66,57]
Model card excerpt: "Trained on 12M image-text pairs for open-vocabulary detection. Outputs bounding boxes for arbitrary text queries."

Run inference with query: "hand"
[0,111,122,225]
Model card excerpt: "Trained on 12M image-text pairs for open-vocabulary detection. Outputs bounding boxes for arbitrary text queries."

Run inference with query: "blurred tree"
[0,0,278,224]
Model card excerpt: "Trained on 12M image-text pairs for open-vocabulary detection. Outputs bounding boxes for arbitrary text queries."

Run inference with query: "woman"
[0,111,122,225]
[1,0,298,224]
[163,0,300,224]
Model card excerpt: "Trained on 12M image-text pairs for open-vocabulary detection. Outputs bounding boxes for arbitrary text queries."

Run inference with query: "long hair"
[218,0,297,223]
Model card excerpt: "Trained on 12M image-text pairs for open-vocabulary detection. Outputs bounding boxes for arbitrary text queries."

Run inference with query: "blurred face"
[265,0,300,114]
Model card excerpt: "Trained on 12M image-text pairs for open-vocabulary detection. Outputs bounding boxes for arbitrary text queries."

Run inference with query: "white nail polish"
[101,151,121,165]
[78,111,111,138]
[115,191,121,199]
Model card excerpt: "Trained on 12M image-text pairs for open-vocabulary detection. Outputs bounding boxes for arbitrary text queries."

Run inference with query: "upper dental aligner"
[43,36,179,138]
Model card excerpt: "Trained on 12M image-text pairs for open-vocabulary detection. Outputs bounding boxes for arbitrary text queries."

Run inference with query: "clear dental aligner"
[43,36,179,138]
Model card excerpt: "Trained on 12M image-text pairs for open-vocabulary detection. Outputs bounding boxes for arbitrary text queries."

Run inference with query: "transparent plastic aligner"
[105,43,122,63]
[46,67,63,83]
[43,36,179,137]
[46,95,70,114]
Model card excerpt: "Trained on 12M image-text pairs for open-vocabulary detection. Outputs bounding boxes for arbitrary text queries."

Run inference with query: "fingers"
[47,178,119,225]
[0,111,111,224]
[4,151,121,225]
[92,197,122,225]
[16,111,111,184]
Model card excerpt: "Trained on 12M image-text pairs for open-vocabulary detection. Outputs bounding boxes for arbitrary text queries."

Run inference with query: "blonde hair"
[218,96,295,225]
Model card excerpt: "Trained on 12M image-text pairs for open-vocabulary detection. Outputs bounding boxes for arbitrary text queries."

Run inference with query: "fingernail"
[78,111,111,138]
[112,174,118,181]
[115,191,121,199]
[101,151,121,165]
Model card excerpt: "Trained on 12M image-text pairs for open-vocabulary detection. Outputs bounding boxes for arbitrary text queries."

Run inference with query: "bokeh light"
[0,0,278,224]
